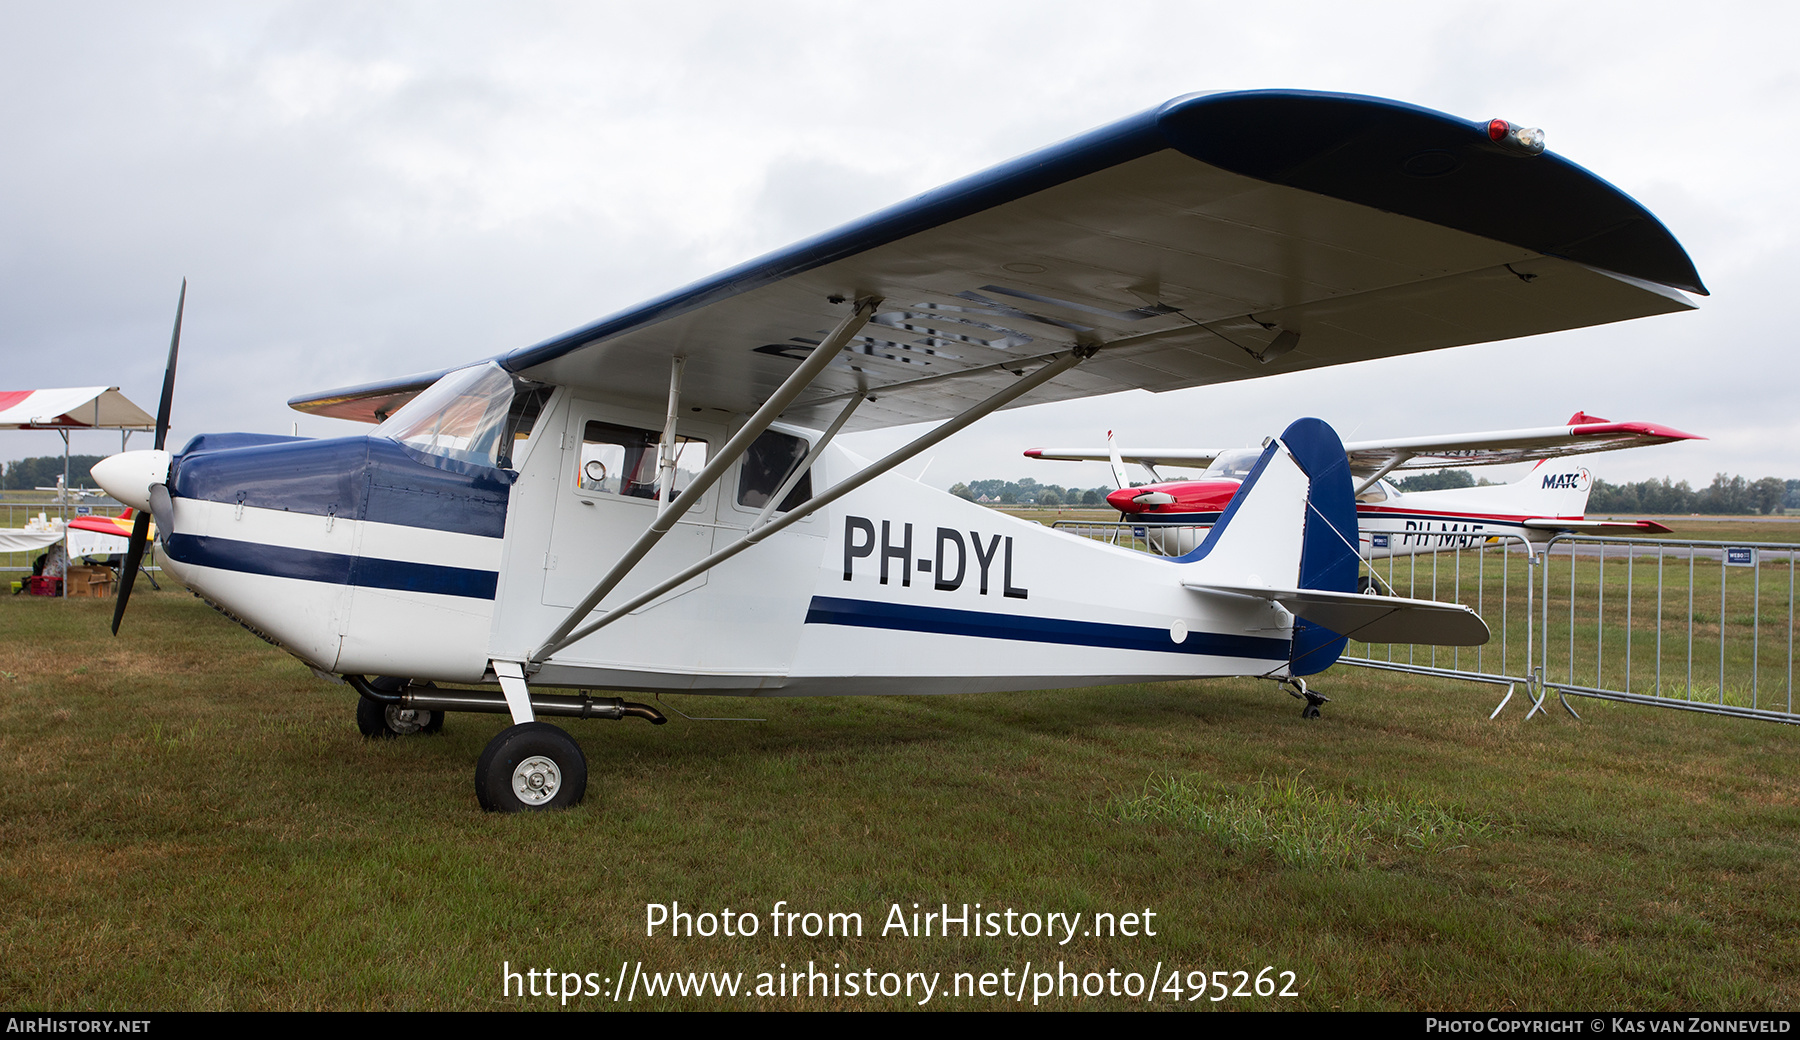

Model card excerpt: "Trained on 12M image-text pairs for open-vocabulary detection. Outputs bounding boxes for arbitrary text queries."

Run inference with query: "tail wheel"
[475,722,588,813]
[355,694,444,738]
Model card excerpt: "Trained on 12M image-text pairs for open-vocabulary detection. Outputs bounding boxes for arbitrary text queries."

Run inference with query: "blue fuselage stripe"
[164,534,498,600]
[803,595,1288,660]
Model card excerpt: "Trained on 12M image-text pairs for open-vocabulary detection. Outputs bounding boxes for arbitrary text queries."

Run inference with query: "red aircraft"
[1027,412,1701,557]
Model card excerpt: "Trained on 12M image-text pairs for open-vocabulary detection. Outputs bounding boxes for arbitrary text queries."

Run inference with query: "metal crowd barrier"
[1048,519,1198,556]
[1050,517,1799,726]
[1339,534,1538,715]
[1535,534,1798,724]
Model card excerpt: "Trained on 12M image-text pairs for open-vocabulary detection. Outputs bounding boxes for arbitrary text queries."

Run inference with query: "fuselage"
[102,376,1361,695]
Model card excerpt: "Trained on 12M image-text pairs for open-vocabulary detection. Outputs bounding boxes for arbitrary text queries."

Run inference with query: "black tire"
[475,722,588,812]
[1358,576,1385,596]
[355,693,445,738]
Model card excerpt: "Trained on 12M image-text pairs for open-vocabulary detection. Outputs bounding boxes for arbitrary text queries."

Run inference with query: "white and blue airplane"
[90,91,1704,811]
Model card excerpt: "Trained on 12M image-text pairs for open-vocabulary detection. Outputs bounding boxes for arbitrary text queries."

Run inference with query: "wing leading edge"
[292,90,1703,431]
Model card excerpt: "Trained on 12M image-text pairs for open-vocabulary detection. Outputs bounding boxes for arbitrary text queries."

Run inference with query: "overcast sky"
[2,2,1792,491]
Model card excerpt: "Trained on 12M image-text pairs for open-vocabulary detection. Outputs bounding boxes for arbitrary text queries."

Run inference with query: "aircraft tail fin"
[1282,418,1362,673]
[1173,418,1361,675]
[1513,455,1594,518]
[1178,418,1487,673]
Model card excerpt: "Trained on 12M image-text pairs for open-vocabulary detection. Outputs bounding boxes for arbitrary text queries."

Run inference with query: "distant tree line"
[950,477,1115,507]
[1587,475,1796,516]
[2,454,106,490]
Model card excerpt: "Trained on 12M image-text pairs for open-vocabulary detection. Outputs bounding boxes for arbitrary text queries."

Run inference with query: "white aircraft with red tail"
[1027,412,1702,560]
[89,91,1704,811]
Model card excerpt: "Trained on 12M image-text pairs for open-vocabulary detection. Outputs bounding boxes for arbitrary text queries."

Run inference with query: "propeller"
[112,279,184,635]
[1106,429,1131,524]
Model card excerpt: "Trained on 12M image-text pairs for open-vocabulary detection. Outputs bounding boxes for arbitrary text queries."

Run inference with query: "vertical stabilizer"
[1175,418,1359,676]
[1279,418,1358,675]
[1515,456,1594,518]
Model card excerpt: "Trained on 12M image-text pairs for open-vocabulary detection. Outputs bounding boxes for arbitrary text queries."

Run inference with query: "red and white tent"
[0,387,155,431]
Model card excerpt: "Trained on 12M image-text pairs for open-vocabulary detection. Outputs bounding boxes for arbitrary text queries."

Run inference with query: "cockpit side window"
[576,421,708,502]
[503,387,552,467]
[736,430,811,512]
[1205,448,1263,481]
[1356,481,1390,504]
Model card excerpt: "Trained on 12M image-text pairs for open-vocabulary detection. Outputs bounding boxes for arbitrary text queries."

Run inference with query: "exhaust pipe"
[347,675,666,724]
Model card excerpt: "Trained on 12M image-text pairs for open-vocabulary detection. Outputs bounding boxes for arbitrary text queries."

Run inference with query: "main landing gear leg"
[474,660,589,813]
[1281,677,1331,720]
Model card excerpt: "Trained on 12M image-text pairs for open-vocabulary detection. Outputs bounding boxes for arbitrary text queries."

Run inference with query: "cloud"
[0,2,1791,487]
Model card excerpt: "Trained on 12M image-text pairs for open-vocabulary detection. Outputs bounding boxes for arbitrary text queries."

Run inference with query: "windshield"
[375,362,548,470]
[1203,448,1263,481]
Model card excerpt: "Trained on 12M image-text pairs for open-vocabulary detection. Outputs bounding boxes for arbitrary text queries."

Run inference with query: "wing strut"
[655,356,686,517]
[1352,451,1412,497]
[532,296,881,661]
[529,345,1094,664]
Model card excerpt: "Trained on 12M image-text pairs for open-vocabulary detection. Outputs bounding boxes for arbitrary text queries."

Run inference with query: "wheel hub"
[512,756,562,805]
[385,706,428,735]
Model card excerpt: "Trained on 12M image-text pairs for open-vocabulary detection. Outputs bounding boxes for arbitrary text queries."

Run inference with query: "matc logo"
[1541,468,1591,492]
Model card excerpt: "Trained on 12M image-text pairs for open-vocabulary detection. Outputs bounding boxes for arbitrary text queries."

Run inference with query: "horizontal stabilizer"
[1183,581,1490,647]
[1521,518,1673,534]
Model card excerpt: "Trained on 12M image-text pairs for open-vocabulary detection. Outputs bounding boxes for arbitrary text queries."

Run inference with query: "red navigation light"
[1486,117,1546,156]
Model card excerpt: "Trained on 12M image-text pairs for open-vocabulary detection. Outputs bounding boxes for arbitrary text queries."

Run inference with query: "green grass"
[1628,517,1800,545]
[1109,774,1501,870]
[3,591,1799,1010]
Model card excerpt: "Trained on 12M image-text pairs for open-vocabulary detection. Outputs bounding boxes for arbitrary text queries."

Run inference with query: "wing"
[290,90,1704,431]
[1342,415,1703,475]
[280,369,457,426]
[1024,446,1228,469]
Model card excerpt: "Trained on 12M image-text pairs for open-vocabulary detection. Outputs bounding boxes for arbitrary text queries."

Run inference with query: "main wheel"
[475,722,588,812]
[356,692,444,738]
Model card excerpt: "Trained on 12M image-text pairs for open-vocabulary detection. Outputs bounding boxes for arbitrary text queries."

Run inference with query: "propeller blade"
[115,280,183,635]
[154,279,184,451]
[1105,429,1131,492]
[111,510,152,635]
